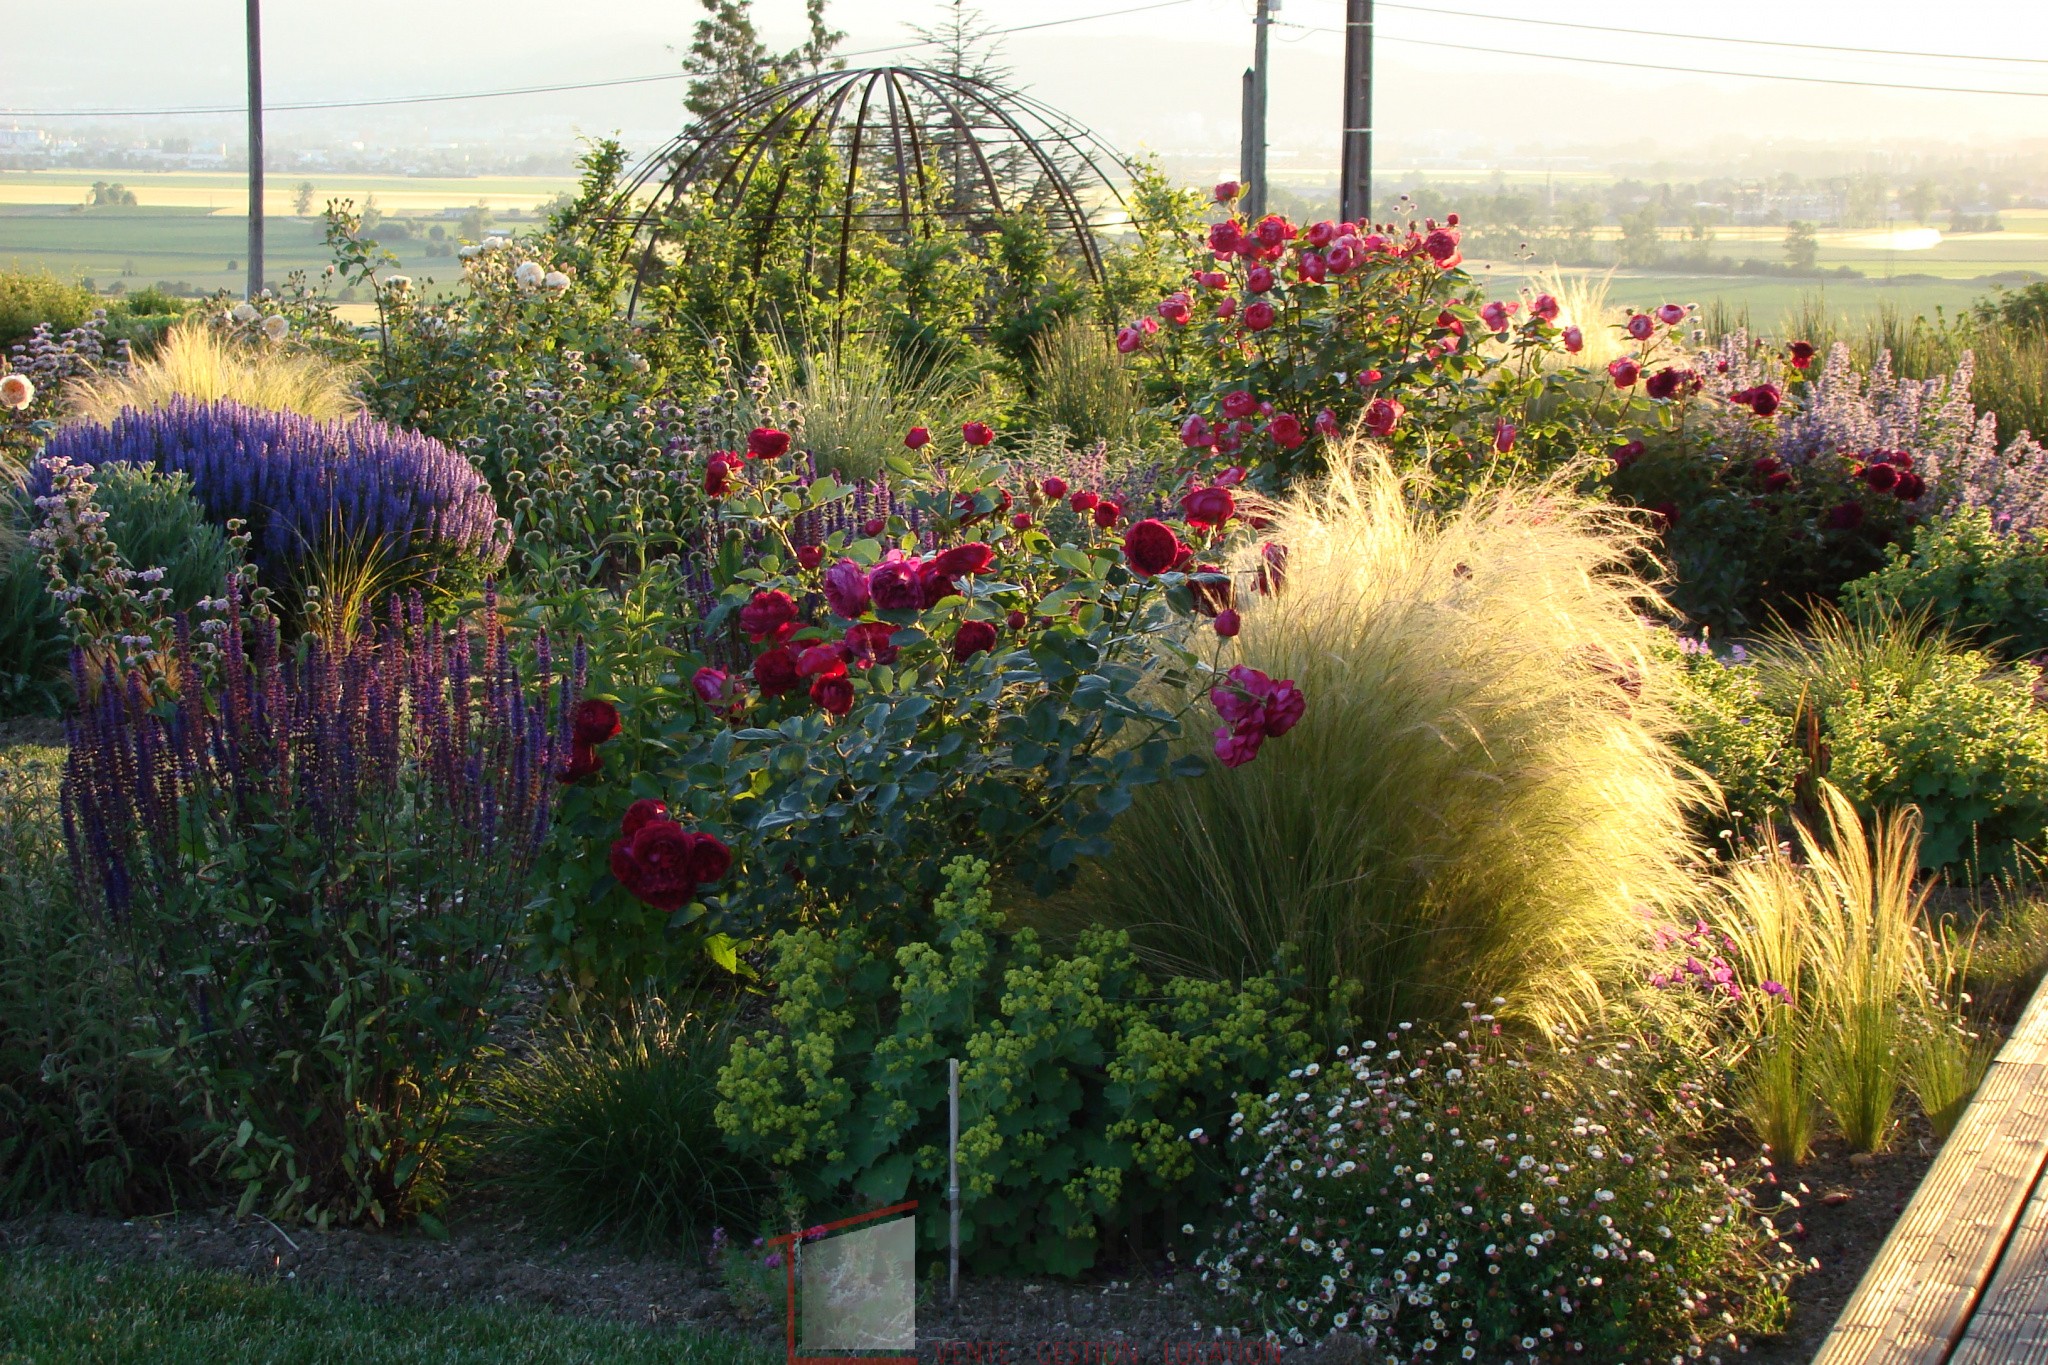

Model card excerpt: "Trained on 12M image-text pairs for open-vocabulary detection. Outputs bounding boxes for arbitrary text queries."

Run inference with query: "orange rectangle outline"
[773,1198,920,1365]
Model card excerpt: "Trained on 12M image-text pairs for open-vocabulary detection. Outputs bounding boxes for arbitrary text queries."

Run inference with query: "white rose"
[0,373,34,409]
[457,244,482,260]
[384,275,412,293]
[542,269,570,291]
[230,302,260,323]
[261,315,290,341]
[514,261,545,289]
[484,234,508,250]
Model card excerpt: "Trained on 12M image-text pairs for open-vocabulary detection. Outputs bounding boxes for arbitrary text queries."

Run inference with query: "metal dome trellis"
[608,66,1141,320]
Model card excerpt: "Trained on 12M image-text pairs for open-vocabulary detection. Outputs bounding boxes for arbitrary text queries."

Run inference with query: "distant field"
[0,168,578,296]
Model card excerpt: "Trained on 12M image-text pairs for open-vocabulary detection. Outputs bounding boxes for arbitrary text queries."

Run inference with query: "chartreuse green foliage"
[716,857,1312,1276]
[1045,452,1701,1034]
[1661,611,2048,873]
[1842,508,2048,657]
[0,1249,769,1365]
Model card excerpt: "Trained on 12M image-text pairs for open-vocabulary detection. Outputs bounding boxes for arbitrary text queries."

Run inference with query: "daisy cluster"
[1196,1005,1794,1362]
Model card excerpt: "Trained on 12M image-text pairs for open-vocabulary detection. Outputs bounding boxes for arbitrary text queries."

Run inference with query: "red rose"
[1222,390,1257,419]
[1122,519,1184,577]
[1243,301,1277,332]
[1006,609,1027,630]
[1625,313,1654,341]
[1069,490,1100,513]
[1421,227,1460,265]
[1268,413,1305,450]
[842,620,898,667]
[705,455,734,496]
[1530,293,1561,322]
[1561,326,1584,353]
[1896,471,1926,501]
[691,667,730,704]
[1645,367,1696,401]
[1181,486,1236,528]
[685,832,732,886]
[1213,180,1241,203]
[862,516,887,538]
[572,698,622,746]
[1748,384,1781,417]
[1092,499,1123,530]
[1208,219,1243,254]
[1611,440,1646,470]
[1213,608,1241,638]
[560,743,602,784]
[953,619,998,662]
[1657,302,1687,327]
[795,544,824,570]
[622,798,669,837]
[810,674,855,716]
[929,542,995,581]
[868,556,926,612]
[612,820,699,912]
[1824,501,1865,531]
[739,589,799,643]
[961,421,995,447]
[747,427,792,460]
[1246,265,1275,294]
[1362,397,1404,437]
[797,643,847,679]
[1011,512,1033,531]
[905,426,931,449]
[1787,340,1817,369]
[753,645,802,697]
[1041,476,1068,500]
[1608,358,1642,389]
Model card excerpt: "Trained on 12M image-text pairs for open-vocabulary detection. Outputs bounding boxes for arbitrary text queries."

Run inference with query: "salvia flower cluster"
[1197,1009,1794,1360]
[39,398,509,586]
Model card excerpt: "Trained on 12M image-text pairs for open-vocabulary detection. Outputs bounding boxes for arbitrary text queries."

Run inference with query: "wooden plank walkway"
[1812,971,2048,1364]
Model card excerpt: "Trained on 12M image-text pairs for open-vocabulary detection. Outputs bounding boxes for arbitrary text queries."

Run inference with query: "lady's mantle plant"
[1198,1010,1795,1358]
[716,856,1313,1276]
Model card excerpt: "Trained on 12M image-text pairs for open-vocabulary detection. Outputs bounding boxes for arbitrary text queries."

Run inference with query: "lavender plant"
[1197,1012,1796,1357]
[61,588,568,1226]
[38,398,507,595]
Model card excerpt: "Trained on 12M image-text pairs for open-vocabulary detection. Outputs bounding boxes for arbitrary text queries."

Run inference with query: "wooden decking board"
[1809,971,2048,1364]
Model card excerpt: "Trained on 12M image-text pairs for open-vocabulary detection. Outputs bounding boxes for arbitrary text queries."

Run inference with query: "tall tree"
[682,0,844,120]
[910,1,1010,84]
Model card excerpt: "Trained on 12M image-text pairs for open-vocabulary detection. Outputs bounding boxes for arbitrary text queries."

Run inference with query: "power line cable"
[0,0,1196,119]
[1362,1,2048,68]
[1276,22,2048,97]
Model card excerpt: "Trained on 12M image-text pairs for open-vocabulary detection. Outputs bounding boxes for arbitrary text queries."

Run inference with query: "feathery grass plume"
[1711,784,1958,1157]
[466,996,766,1253]
[764,332,981,482]
[1026,315,1146,448]
[1525,266,1631,373]
[65,320,362,425]
[1038,447,1702,1035]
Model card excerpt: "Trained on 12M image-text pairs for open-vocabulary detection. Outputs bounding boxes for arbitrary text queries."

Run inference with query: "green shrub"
[1196,1015,1795,1353]
[1039,453,1703,1035]
[0,465,238,718]
[715,857,1313,1276]
[469,998,767,1252]
[1842,508,2048,657]
[1665,614,2048,873]
[0,269,96,346]
[0,745,197,1215]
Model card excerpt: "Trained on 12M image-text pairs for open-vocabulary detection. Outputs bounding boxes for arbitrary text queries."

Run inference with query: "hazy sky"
[7,1,2048,175]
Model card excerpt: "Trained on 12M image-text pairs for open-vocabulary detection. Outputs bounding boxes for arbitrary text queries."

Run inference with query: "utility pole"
[245,0,264,300]
[1339,0,1373,226]
[1242,0,1272,219]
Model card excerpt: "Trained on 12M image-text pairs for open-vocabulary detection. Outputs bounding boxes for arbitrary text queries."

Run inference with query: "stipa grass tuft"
[66,320,363,424]
[1041,448,1704,1035]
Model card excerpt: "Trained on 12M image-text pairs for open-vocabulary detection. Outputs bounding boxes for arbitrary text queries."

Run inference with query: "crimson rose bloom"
[753,645,802,697]
[1561,326,1584,353]
[1787,340,1817,369]
[961,421,995,447]
[1645,367,1695,401]
[796,544,824,570]
[572,698,621,747]
[842,621,898,667]
[1181,486,1236,529]
[1246,265,1275,294]
[1625,314,1654,341]
[1608,358,1642,389]
[1092,499,1122,529]
[1213,608,1241,638]
[610,821,697,911]
[560,745,602,783]
[1040,476,1068,500]
[797,643,847,679]
[1530,293,1561,322]
[868,556,925,611]
[1122,519,1184,577]
[1421,227,1460,263]
[705,455,734,496]
[1362,397,1404,436]
[691,667,730,704]
[747,427,792,460]
[1069,490,1101,513]
[930,542,995,581]
[622,799,669,837]
[904,426,931,449]
[1222,389,1257,419]
[953,619,998,662]
[1268,413,1305,450]
[1858,462,1901,494]
[810,674,855,716]
[1657,302,1686,326]
[739,589,798,643]
[824,558,871,619]
[1243,301,1277,332]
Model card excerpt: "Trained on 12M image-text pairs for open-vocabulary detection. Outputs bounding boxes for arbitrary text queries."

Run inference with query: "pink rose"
[1180,414,1215,449]
[1608,358,1642,389]
[1243,301,1276,332]
[1561,326,1584,353]
[1657,302,1686,326]
[1246,265,1275,294]
[1625,314,1654,341]
[1362,397,1404,436]
[1222,389,1258,419]
[1530,293,1560,322]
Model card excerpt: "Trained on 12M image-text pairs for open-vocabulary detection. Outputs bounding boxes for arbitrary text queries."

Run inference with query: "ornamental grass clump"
[64,319,363,424]
[1197,1012,1795,1355]
[61,589,570,1226]
[1047,450,1701,1035]
[40,398,507,591]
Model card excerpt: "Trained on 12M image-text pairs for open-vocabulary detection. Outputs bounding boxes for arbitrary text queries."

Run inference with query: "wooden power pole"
[1339,0,1374,226]
[1242,0,1272,219]
[246,0,265,299]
